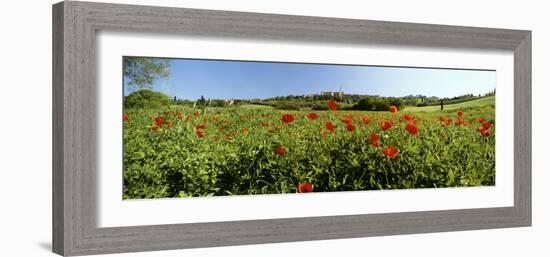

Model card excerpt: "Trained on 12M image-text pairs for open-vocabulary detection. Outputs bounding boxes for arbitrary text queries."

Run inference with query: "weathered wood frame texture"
[52,1,531,256]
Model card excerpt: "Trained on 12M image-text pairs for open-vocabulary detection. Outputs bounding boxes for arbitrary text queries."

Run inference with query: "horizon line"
[127,88,496,101]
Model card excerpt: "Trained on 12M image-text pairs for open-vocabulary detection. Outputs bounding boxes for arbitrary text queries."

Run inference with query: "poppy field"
[123,100,495,199]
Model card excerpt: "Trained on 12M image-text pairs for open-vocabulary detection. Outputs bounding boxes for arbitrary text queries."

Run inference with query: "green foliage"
[352,96,403,111]
[123,57,170,89]
[196,95,207,107]
[209,99,227,107]
[312,103,329,110]
[123,105,495,199]
[273,101,303,110]
[124,89,171,109]
[180,91,495,112]
[405,96,495,112]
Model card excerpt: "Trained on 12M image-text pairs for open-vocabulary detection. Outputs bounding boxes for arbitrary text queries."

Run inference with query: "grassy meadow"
[404,96,495,112]
[123,98,495,199]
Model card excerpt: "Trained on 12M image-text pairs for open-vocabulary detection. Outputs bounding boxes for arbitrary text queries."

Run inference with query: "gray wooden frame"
[52,1,531,256]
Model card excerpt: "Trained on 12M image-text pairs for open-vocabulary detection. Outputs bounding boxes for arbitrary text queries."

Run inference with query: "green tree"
[197,95,207,107]
[124,89,171,109]
[352,96,403,111]
[123,57,171,89]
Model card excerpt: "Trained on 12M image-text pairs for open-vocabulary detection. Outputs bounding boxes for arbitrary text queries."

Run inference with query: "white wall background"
[0,0,547,256]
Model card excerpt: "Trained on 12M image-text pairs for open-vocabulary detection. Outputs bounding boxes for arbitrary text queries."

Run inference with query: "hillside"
[404,96,495,112]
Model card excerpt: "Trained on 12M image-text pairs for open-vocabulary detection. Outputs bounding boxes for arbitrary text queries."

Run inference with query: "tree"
[124,89,171,109]
[197,95,207,107]
[352,96,403,111]
[123,57,171,89]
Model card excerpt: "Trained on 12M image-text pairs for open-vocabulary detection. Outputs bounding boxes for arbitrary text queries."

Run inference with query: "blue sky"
[124,58,496,100]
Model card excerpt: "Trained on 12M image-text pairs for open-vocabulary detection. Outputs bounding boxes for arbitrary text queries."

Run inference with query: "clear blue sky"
[124,58,496,100]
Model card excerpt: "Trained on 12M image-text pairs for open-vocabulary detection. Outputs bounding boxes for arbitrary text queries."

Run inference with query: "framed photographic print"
[52,1,531,256]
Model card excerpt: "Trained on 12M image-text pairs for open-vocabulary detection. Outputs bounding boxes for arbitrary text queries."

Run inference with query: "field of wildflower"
[123,100,495,199]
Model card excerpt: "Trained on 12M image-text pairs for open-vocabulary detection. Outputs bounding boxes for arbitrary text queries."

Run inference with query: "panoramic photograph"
[122,56,496,199]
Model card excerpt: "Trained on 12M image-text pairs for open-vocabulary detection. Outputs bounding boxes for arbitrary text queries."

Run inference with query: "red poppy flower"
[196,130,204,137]
[185,115,191,122]
[307,113,318,120]
[194,124,205,130]
[476,124,492,137]
[457,111,464,117]
[403,114,413,121]
[439,116,452,126]
[320,128,327,137]
[382,146,400,158]
[326,121,336,132]
[405,122,419,135]
[328,99,338,110]
[477,117,486,123]
[281,114,295,124]
[123,113,129,122]
[482,121,493,130]
[341,115,353,125]
[389,105,398,113]
[194,111,201,116]
[154,117,165,127]
[275,146,285,156]
[455,119,464,126]
[153,116,174,128]
[297,182,314,193]
[361,116,370,125]
[370,133,380,147]
[346,123,356,132]
[380,120,393,131]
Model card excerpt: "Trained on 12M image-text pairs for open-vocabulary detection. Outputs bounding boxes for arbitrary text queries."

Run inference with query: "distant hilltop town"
[304,91,344,101]
[305,86,345,101]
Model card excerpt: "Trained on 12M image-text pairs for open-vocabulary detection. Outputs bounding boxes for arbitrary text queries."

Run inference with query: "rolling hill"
[404,96,495,112]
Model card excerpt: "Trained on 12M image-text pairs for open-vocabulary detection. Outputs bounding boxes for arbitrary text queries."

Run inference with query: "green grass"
[404,96,495,112]
[123,104,495,199]
[238,104,275,110]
